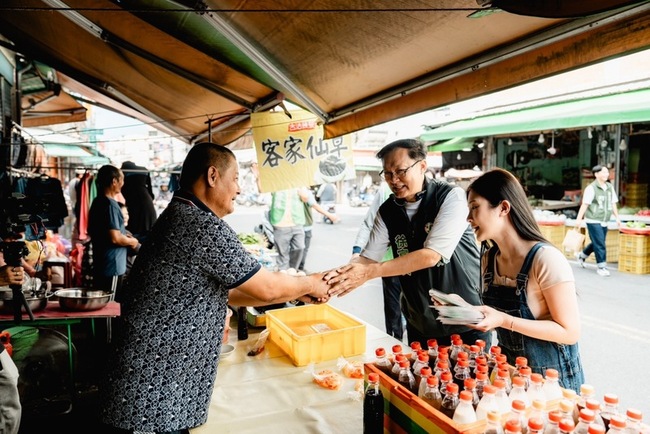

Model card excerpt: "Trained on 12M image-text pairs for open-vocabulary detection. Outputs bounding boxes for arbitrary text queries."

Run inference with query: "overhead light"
[587,127,593,139]
[547,132,557,155]
[619,139,627,151]
[600,140,609,148]
[507,138,513,146]
[538,133,545,144]
[456,154,462,160]
[477,141,485,149]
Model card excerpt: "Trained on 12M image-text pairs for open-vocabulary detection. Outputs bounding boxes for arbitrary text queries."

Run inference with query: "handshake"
[298,262,370,304]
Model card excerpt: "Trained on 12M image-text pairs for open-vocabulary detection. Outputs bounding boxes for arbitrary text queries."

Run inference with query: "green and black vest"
[378,179,482,338]
[585,180,616,223]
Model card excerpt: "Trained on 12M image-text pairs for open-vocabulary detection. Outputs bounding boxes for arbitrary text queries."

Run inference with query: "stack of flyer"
[429,289,485,325]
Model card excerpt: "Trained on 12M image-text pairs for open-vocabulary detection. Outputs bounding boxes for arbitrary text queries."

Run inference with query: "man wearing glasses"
[326,139,490,347]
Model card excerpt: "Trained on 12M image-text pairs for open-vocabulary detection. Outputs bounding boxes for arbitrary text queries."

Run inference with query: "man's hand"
[324,263,371,298]
[307,272,331,302]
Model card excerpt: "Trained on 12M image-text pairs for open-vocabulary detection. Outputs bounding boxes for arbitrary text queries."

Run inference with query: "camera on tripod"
[1,192,51,241]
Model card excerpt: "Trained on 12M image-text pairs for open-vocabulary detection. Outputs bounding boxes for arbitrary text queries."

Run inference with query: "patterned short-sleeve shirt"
[100,194,260,432]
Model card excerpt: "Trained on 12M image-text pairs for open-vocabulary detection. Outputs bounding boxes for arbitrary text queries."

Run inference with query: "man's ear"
[206,166,219,187]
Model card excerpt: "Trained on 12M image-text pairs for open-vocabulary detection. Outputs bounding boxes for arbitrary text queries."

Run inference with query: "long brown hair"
[467,168,549,243]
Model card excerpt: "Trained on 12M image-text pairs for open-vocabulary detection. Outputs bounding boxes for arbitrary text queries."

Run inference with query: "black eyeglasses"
[379,160,422,180]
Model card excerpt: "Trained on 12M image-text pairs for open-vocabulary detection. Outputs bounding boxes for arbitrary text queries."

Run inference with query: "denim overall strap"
[514,242,546,297]
[482,246,498,291]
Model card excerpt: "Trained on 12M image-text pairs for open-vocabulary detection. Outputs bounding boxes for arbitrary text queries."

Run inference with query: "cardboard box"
[266,304,366,366]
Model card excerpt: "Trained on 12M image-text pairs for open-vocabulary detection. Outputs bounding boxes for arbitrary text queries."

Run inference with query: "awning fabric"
[1,2,649,143]
[42,144,92,157]
[428,137,478,153]
[420,88,650,142]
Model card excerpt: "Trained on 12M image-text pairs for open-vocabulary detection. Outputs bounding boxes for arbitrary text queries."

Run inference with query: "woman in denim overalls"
[464,169,584,392]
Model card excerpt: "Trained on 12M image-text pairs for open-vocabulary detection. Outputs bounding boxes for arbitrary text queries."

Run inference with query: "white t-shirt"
[362,186,470,264]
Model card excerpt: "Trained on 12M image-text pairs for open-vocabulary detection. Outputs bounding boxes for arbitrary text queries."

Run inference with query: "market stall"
[191,312,402,433]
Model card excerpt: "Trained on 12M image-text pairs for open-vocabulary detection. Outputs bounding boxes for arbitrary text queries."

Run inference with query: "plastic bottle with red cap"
[427,338,438,359]
[588,423,606,434]
[417,366,433,397]
[464,377,480,409]
[584,398,606,428]
[514,356,528,376]
[413,352,430,390]
[391,353,407,380]
[454,389,478,424]
[488,345,502,373]
[441,382,461,419]
[517,366,533,391]
[409,341,422,364]
[600,394,621,431]
[497,367,513,395]
[544,410,563,434]
[542,369,563,403]
[440,370,454,398]
[559,418,576,434]
[527,373,546,405]
[506,419,524,434]
[475,370,490,399]
[606,415,627,434]
[574,409,596,434]
[455,351,469,378]
[468,344,481,370]
[397,359,416,394]
[421,374,443,410]
[494,378,513,417]
[454,358,472,389]
[449,336,464,369]
[529,417,546,434]
[475,355,489,378]
[475,338,487,358]
[623,408,643,434]
[510,399,529,434]
[435,359,451,381]
[373,347,393,376]
[491,354,509,384]
[510,376,531,409]
[476,384,500,421]
[389,344,403,379]
[363,372,384,434]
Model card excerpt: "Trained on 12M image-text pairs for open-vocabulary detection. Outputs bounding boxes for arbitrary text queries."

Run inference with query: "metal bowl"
[54,288,112,311]
[0,289,49,313]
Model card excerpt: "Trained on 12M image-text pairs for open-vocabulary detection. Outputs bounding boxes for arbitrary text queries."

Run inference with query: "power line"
[0,6,482,13]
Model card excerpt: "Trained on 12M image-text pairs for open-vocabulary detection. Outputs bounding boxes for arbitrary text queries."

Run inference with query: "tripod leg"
[10,284,35,323]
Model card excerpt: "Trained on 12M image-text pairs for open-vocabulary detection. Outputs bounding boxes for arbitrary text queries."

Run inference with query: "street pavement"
[226,202,650,421]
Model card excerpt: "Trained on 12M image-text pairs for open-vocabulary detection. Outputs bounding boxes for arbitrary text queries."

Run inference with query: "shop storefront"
[422,88,650,275]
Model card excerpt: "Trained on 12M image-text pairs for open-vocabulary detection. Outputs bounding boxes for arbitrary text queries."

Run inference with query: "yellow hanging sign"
[251,110,355,192]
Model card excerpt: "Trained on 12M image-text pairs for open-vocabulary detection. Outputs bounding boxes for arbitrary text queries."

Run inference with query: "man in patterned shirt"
[99,143,331,434]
